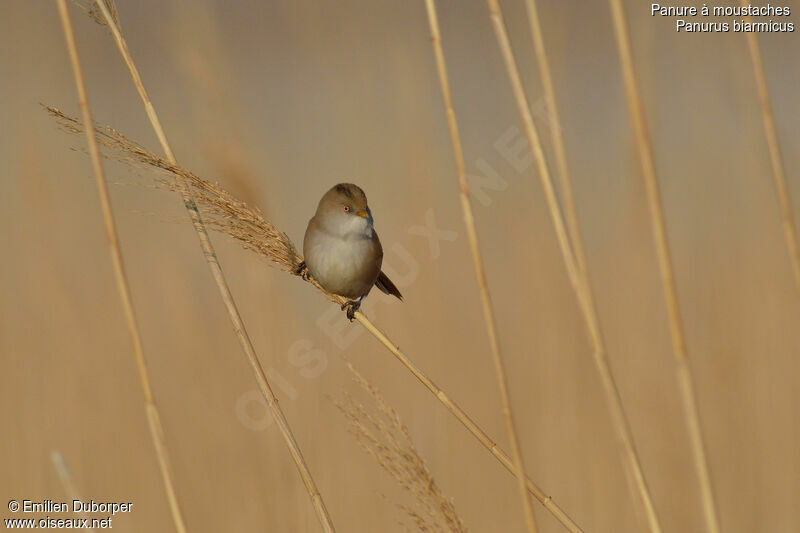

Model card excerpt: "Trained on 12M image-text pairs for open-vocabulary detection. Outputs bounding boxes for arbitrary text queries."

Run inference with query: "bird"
[297,183,403,321]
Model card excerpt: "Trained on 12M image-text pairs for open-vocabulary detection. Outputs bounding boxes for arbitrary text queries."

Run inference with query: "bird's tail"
[375,271,403,300]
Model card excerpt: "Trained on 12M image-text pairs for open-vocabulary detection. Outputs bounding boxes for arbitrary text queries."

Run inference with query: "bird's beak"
[355,210,369,219]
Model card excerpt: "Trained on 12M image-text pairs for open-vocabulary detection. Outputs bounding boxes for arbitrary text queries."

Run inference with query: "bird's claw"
[341,299,361,322]
[296,261,311,281]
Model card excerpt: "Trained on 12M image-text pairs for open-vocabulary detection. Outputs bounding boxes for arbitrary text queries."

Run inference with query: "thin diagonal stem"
[354,312,582,532]
[485,0,662,530]
[608,1,719,532]
[51,452,96,533]
[54,2,187,531]
[92,2,335,531]
[423,1,538,532]
[739,0,800,293]
[523,0,585,276]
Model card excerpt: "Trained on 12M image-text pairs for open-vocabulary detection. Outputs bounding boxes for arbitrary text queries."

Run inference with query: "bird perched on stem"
[298,183,403,320]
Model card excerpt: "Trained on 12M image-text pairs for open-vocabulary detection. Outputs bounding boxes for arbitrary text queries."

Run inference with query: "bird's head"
[316,183,374,237]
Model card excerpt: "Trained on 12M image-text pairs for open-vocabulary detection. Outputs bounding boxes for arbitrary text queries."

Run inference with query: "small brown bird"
[298,183,402,320]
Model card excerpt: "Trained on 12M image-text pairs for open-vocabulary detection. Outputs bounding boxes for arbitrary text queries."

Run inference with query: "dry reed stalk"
[44,107,583,533]
[88,2,336,531]
[352,313,582,532]
[53,2,187,531]
[522,0,586,276]
[423,2,538,532]
[335,364,468,533]
[50,452,95,532]
[484,1,662,530]
[739,0,800,293]
[607,1,720,532]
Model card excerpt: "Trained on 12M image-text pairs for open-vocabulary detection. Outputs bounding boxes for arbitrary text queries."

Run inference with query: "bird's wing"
[375,271,403,301]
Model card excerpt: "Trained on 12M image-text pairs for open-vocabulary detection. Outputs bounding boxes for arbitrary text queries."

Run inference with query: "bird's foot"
[341,298,362,322]
[295,261,311,281]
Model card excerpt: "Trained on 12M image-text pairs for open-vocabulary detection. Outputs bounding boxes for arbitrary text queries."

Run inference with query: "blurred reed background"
[1,0,798,531]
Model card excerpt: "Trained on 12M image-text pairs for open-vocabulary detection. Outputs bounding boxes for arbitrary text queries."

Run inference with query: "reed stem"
[91,2,336,531]
[522,0,585,276]
[739,0,800,294]
[485,0,662,530]
[55,2,187,530]
[423,1,538,531]
[51,452,96,533]
[608,1,719,531]
[354,313,582,532]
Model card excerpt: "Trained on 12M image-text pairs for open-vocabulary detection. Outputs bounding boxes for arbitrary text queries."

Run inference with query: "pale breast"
[304,226,383,298]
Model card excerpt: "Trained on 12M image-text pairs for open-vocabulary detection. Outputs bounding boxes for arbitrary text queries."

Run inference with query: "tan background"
[2,1,799,531]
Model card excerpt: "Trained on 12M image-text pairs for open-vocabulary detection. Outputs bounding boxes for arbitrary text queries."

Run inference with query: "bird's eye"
[343,206,351,212]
